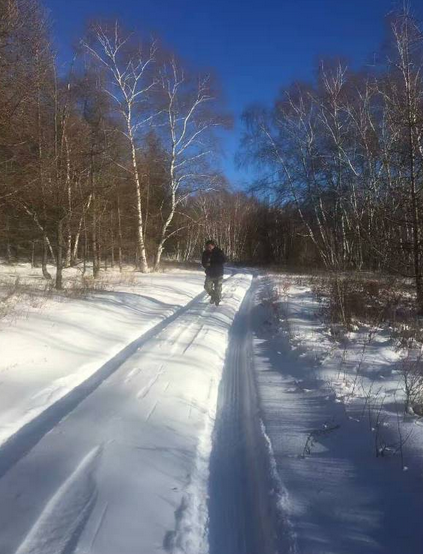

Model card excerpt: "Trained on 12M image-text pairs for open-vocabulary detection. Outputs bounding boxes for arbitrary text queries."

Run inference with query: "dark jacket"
[202,247,225,278]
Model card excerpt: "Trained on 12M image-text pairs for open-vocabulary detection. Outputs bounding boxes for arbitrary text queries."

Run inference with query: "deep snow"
[1,266,423,554]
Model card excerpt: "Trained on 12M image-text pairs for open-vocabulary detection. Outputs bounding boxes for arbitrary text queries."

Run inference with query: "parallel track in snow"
[208,280,281,554]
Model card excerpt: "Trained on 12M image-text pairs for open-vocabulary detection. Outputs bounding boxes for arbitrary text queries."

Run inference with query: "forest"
[1,0,423,312]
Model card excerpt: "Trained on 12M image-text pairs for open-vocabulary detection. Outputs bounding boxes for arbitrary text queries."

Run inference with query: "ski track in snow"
[89,503,109,551]
[136,365,165,400]
[15,446,102,554]
[145,401,159,422]
[183,324,205,354]
[123,367,143,384]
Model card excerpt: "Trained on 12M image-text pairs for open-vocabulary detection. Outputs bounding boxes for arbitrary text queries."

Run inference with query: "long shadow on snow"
[208,286,280,554]
[251,298,423,554]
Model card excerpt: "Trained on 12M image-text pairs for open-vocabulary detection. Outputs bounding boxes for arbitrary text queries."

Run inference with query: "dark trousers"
[204,276,223,301]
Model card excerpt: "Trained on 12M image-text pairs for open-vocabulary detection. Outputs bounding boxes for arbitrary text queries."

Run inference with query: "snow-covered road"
[0,270,252,554]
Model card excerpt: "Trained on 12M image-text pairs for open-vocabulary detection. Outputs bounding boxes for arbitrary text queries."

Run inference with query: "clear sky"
[43,0,423,186]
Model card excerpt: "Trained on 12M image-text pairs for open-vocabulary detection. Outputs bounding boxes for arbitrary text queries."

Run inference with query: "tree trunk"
[117,194,123,272]
[154,164,177,271]
[92,201,100,278]
[42,233,52,280]
[128,124,149,272]
[55,220,63,290]
[82,213,88,276]
[90,150,100,279]
[110,210,115,268]
[31,241,35,268]
[5,216,13,262]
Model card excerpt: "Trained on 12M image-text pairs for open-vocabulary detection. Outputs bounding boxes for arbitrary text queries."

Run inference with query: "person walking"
[201,240,225,306]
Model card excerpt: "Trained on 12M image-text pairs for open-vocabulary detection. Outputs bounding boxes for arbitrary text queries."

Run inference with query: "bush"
[311,273,410,330]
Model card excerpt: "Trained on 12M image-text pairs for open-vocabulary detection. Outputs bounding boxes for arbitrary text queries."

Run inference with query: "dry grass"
[310,273,415,330]
[0,276,53,323]
[400,352,423,415]
[0,264,143,322]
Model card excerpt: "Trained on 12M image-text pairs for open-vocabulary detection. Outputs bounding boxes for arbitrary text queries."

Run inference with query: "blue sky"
[44,0,422,186]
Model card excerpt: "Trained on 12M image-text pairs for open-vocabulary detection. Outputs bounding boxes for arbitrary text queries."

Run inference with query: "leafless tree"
[153,57,228,269]
[84,21,157,272]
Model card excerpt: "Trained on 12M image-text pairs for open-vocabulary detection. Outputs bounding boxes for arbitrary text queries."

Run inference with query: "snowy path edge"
[166,273,253,554]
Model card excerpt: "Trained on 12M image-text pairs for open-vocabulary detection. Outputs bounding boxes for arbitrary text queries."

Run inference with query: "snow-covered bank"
[0,265,206,449]
[0,270,252,554]
[253,274,423,554]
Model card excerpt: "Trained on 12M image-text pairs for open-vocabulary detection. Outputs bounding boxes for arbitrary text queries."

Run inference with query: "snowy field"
[1,264,423,553]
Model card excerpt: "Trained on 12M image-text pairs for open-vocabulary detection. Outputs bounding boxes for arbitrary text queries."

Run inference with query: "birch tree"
[154,57,227,270]
[84,22,157,272]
